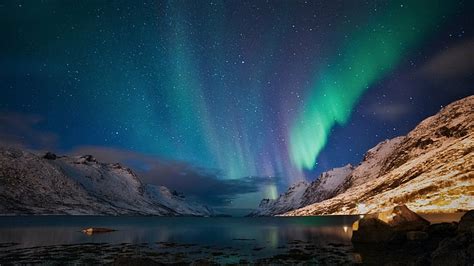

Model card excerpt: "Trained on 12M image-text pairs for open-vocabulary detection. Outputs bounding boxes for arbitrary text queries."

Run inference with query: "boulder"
[431,231,474,266]
[377,205,430,231]
[426,222,458,240]
[352,205,432,244]
[406,231,428,241]
[458,210,474,232]
[352,218,395,243]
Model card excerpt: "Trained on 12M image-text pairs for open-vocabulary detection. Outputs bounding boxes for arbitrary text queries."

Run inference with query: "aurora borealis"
[1,0,473,210]
[289,1,453,170]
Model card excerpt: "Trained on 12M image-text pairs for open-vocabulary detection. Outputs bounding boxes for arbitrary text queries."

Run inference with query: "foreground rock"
[458,209,474,232]
[377,205,430,231]
[352,218,395,243]
[352,208,474,265]
[352,205,429,243]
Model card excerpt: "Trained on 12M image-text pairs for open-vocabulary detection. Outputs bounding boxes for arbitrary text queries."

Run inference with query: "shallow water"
[0,216,359,263]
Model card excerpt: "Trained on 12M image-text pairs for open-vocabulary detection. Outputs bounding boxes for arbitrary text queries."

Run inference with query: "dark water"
[0,216,359,263]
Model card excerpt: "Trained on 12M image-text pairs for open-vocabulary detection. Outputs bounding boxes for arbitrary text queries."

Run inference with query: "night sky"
[1,0,473,211]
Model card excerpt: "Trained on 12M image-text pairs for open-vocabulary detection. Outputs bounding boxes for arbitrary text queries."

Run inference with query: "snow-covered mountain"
[248,181,309,216]
[0,148,213,216]
[300,164,354,206]
[284,95,474,216]
[249,164,353,216]
[252,95,473,216]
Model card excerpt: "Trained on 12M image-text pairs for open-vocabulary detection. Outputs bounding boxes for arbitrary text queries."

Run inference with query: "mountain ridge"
[0,148,213,216]
[253,95,474,216]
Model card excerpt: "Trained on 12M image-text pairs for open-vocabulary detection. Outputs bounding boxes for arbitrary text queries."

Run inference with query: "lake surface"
[0,216,360,264]
[0,214,463,264]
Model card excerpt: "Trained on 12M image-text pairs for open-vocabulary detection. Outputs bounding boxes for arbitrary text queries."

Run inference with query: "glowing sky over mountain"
[289,1,453,170]
[1,0,473,209]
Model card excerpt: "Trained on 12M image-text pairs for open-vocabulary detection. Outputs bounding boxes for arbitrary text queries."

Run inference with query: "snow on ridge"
[145,184,213,216]
[283,95,474,216]
[348,137,404,188]
[250,164,354,216]
[248,181,309,216]
[0,147,212,216]
[300,164,354,207]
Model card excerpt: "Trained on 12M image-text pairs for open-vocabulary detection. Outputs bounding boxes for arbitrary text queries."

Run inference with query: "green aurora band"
[289,1,456,171]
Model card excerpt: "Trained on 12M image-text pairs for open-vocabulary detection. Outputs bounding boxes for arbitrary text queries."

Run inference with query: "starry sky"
[1,0,473,211]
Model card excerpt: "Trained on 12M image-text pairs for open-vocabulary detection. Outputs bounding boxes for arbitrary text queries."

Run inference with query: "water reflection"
[0,216,359,250]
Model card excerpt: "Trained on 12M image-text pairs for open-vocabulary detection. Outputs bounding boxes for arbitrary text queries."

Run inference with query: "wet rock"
[352,218,395,243]
[81,227,115,235]
[406,231,428,241]
[458,210,474,232]
[431,231,474,266]
[377,205,430,231]
[43,152,57,160]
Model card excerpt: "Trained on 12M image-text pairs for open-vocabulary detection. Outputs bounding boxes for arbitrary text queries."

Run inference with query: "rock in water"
[352,218,395,243]
[81,227,115,235]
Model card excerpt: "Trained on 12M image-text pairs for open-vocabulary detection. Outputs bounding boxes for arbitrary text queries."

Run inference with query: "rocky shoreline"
[0,207,471,265]
[351,205,474,265]
[0,240,355,265]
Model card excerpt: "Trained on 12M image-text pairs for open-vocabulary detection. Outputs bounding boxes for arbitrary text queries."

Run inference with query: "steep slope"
[249,164,353,216]
[342,137,404,189]
[285,95,474,216]
[248,181,309,216]
[300,164,354,206]
[0,148,212,216]
[145,185,214,216]
[250,136,405,217]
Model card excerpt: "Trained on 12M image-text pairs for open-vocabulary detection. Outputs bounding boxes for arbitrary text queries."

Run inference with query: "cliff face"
[0,148,212,216]
[284,95,474,216]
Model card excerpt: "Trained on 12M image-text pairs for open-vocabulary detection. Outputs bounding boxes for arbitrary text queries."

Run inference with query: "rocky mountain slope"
[284,95,474,216]
[0,148,212,216]
[249,165,353,216]
[248,181,309,216]
[253,95,474,216]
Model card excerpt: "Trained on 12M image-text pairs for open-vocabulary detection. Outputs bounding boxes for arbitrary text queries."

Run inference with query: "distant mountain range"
[0,149,213,216]
[251,95,474,216]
